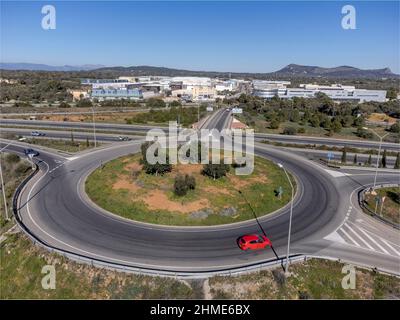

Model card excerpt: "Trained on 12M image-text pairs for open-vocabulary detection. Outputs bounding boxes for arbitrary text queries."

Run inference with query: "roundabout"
[5,118,399,276]
[11,140,340,273]
[84,151,296,226]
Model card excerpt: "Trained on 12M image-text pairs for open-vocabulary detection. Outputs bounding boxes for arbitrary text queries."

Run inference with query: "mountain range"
[0,63,105,71]
[0,62,398,79]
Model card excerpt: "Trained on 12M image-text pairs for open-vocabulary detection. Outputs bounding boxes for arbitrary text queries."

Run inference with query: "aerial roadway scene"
[0,0,399,314]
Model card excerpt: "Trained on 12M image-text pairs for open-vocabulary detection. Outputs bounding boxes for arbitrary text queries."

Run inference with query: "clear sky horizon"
[1,1,399,73]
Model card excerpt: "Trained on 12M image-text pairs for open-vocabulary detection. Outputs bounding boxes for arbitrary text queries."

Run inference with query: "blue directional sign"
[327,152,334,161]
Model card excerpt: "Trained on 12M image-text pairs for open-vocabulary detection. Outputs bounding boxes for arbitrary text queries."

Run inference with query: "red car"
[238,234,272,251]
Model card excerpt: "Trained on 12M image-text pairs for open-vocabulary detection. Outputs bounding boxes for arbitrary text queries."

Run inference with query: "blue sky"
[1,1,399,73]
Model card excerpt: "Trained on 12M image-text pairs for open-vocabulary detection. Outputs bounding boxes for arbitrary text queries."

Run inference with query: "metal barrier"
[359,184,400,230]
[12,162,400,278]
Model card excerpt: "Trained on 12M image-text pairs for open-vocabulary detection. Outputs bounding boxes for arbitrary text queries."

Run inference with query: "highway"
[3,109,400,276]
[2,117,399,151]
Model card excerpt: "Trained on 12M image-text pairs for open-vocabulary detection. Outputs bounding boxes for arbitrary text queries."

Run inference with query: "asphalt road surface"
[3,110,400,276]
[2,117,399,151]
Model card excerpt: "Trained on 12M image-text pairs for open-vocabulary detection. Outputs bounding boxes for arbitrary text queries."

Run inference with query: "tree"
[202,163,230,180]
[389,122,400,133]
[353,154,358,165]
[86,137,90,148]
[76,99,93,108]
[341,148,347,164]
[356,127,373,139]
[290,109,300,122]
[174,174,188,196]
[331,119,342,133]
[380,149,387,168]
[366,154,372,166]
[185,174,196,190]
[309,114,320,127]
[394,152,400,169]
[140,141,172,175]
[146,98,166,108]
[386,88,398,100]
[282,126,297,135]
[269,119,280,129]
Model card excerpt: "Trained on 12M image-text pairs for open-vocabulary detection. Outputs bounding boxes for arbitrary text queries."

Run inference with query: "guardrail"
[12,160,400,279]
[359,184,400,230]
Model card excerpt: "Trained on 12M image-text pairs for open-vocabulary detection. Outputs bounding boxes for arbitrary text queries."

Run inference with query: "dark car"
[117,136,131,141]
[24,148,40,157]
[31,131,45,136]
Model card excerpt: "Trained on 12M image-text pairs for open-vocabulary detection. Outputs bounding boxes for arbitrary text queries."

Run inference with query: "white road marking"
[323,169,349,178]
[357,227,390,255]
[339,227,361,247]
[343,223,375,251]
[379,238,400,257]
[323,231,347,244]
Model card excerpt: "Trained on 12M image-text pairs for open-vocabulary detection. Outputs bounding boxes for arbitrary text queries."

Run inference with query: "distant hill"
[0,63,105,71]
[272,64,397,79]
[1,63,398,79]
[95,64,399,79]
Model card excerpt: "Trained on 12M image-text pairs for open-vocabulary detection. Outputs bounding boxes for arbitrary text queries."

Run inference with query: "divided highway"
[3,109,400,276]
[2,117,399,151]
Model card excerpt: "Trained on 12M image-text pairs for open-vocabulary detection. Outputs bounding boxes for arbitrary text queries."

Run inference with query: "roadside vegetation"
[2,232,399,299]
[364,187,400,225]
[0,133,99,153]
[86,145,294,226]
[209,259,400,299]
[226,94,399,143]
[0,153,31,231]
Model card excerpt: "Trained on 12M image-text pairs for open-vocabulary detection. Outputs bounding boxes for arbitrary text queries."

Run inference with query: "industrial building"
[252,81,387,102]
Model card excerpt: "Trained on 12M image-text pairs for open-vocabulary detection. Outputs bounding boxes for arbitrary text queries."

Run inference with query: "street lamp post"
[363,127,389,189]
[277,163,294,275]
[0,155,8,221]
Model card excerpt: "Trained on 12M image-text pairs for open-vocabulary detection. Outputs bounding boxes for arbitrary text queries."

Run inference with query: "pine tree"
[380,149,387,168]
[394,152,400,169]
[366,154,372,166]
[341,148,347,164]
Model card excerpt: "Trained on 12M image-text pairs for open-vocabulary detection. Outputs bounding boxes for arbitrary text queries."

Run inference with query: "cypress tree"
[341,148,347,164]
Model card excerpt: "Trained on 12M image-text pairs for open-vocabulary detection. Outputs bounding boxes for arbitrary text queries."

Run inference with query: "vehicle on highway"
[24,148,40,156]
[238,234,272,251]
[117,136,131,141]
[31,131,45,136]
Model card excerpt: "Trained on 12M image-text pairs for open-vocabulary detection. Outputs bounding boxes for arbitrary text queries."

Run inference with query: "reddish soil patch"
[172,163,203,176]
[112,178,141,192]
[143,190,210,213]
[203,186,232,196]
[228,174,269,189]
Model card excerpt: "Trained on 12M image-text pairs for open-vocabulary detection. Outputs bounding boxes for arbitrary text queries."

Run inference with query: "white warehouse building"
[253,82,387,102]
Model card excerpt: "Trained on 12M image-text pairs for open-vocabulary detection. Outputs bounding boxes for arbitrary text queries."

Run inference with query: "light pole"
[91,106,97,148]
[277,162,294,275]
[0,154,8,221]
[363,127,389,189]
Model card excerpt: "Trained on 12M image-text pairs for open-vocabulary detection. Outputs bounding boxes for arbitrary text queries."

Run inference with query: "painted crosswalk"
[326,221,400,258]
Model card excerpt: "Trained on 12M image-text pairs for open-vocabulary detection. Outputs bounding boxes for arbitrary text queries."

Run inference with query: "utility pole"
[277,163,294,276]
[0,155,8,220]
[363,128,389,189]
